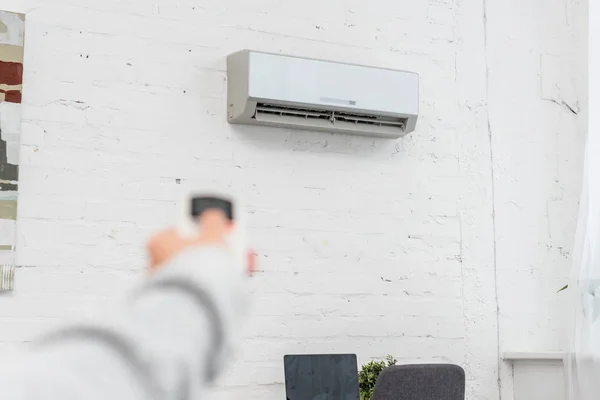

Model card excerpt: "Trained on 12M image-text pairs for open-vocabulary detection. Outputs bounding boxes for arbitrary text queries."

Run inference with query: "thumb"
[196,209,228,243]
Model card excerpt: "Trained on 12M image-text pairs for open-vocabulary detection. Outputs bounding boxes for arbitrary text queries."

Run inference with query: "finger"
[146,234,161,259]
[196,208,228,226]
[147,241,160,273]
[197,209,228,240]
[149,228,177,244]
[247,250,256,275]
[147,228,177,262]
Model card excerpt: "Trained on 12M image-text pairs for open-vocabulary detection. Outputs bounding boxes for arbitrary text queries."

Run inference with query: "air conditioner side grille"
[254,103,407,134]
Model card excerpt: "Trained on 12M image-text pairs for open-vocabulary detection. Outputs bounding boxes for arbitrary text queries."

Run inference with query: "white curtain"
[567,1,600,398]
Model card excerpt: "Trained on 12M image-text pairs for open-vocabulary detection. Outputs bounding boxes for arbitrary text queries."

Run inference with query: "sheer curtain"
[567,1,600,398]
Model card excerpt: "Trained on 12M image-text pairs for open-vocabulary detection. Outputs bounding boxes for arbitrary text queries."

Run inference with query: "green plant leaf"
[385,354,397,366]
[557,284,569,293]
[358,355,397,400]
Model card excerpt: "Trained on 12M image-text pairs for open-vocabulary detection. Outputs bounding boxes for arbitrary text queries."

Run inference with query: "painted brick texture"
[0,0,587,399]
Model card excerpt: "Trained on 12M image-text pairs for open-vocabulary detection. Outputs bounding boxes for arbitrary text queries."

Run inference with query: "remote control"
[176,191,248,275]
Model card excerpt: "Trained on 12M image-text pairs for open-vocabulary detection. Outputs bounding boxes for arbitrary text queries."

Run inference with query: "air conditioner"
[226,50,419,139]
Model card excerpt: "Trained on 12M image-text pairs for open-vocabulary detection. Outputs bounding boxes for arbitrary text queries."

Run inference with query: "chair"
[372,364,465,400]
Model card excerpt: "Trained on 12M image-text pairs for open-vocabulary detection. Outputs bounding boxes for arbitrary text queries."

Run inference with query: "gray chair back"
[372,364,465,400]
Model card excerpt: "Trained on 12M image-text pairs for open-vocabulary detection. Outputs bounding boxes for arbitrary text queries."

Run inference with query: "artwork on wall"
[0,10,24,266]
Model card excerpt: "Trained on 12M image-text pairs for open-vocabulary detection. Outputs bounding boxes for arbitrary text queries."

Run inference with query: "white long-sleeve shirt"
[0,246,247,400]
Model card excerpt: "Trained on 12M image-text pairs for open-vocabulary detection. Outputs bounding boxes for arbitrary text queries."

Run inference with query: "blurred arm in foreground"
[0,210,253,400]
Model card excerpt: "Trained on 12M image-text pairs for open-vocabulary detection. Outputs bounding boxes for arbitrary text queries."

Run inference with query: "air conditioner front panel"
[247,52,418,117]
[226,50,419,138]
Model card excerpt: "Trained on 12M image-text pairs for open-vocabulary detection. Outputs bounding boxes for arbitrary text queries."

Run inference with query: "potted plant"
[358,355,397,400]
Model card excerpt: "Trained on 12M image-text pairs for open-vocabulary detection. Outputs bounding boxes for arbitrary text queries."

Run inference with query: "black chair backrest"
[372,364,465,400]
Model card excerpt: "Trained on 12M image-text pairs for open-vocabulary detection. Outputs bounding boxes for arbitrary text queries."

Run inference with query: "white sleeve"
[0,246,248,400]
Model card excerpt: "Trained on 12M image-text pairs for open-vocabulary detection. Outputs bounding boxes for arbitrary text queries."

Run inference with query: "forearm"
[0,247,245,400]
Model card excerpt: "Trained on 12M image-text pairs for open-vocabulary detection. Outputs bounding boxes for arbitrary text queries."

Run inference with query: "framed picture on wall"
[0,10,25,268]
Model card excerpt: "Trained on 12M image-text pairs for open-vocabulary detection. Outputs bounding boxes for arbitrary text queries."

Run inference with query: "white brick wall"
[487,0,588,397]
[0,0,586,399]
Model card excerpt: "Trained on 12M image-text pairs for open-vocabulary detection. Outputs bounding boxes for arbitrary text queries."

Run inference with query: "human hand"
[147,209,255,275]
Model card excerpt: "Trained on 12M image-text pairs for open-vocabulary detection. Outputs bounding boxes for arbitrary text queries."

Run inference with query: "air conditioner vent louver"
[254,103,407,134]
[256,104,331,121]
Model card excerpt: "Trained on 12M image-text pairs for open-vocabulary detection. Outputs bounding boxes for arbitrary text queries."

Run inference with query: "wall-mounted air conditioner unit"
[226,50,419,139]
